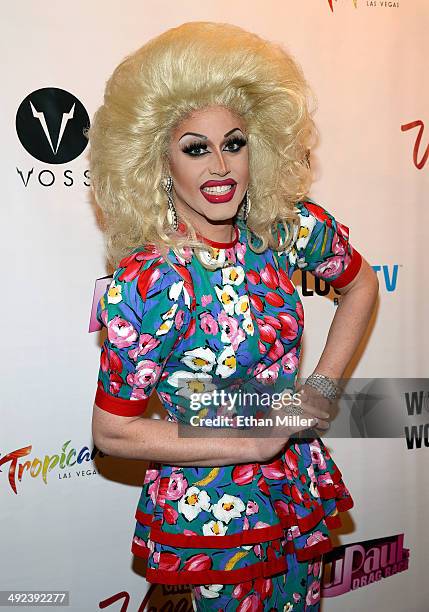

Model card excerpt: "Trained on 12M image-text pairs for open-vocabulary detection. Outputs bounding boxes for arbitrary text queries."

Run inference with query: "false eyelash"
[181,136,247,155]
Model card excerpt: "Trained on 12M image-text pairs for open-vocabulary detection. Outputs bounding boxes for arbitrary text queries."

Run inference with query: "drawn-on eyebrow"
[178,127,244,142]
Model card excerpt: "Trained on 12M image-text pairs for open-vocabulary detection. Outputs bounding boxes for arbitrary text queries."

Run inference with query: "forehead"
[171,106,245,139]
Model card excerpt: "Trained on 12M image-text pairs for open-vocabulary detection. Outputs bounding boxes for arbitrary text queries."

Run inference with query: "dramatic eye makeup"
[180,135,247,157]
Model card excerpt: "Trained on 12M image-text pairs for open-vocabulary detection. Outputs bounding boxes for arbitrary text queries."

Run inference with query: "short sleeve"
[290,199,362,288]
[94,250,192,416]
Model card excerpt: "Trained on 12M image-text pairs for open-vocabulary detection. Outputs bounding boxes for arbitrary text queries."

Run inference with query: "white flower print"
[156,318,174,336]
[242,317,254,335]
[202,520,228,537]
[295,214,316,251]
[214,284,239,316]
[168,370,215,402]
[162,303,178,320]
[235,295,251,319]
[181,347,217,372]
[107,280,122,304]
[221,266,245,286]
[215,345,237,378]
[199,584,224,599]
[169,280,191,308]
[178,486,211,521]
[211,493,246,524]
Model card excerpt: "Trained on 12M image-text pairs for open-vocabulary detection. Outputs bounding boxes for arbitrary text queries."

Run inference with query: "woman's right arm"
[92,402,322,466]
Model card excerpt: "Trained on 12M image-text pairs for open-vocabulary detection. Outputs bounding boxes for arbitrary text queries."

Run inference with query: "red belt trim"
[142,556,288,585]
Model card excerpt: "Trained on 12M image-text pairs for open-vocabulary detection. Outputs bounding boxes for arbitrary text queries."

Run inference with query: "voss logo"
[16,87,89,164]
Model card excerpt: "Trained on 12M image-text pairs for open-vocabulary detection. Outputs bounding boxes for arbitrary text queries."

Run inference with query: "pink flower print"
[218,310,245,350]
[246,500,259,515]
[127,359,160,392]
[200,312,219,335]
[108,316,138,348]
[148,474,161,505]
[317,473,333,487]
[314,256,345,280]
[128,333,160,360]
[293,592,301,603]
[332,231,346,255]
[310,443,327,470]
[254,362,280,384]
[144,468,159,485]
[306,579,321,606]
[201,294,213,306]
[306,530,327,547]
[166,472,188,501]
[174,309,185,330]
[281,349,299,374]
[236,241,246,264]
[313,560,322,578]
[254,544,262,558]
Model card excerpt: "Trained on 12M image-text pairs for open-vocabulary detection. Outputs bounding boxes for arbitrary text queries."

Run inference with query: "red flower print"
[263,315,282,330]
[257,476,270,496]
[109,372,123,395]
[304,201,332,227]
[118,247,162,281]
[237,593,263,612]
[183,553,212,572]
[261,459,285,480]
[260,263,278,289]
[246,270,261,285]
[265,291,284,307]
[277,312,298,341]
[232,463,259,485]
[278,268,295,294]
[158,552,181,571]
[163,504,179,525]
[256,319,276,343]
[250,294,264,312]
[267,338,285,361]
[137,265,162,301]
[254,577,273,600]
[232,581,253,599]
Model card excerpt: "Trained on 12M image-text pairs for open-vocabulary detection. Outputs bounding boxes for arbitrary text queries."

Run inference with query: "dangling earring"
[162,175,178,231]
[242,191,252,222]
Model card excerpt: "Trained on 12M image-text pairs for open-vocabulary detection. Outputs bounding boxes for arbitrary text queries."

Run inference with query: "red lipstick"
[200,179,237,204]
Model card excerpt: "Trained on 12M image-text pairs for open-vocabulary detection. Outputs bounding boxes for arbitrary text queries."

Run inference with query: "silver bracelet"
[304,373,340,402]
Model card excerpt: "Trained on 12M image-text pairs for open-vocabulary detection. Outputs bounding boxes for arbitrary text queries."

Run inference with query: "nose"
[209,148,230,176]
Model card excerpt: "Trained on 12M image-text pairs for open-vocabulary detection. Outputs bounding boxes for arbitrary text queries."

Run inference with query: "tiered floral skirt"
[131,436,353,585]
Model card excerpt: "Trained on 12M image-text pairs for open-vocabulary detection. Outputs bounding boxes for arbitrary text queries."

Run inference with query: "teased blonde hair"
[88,21,318,269]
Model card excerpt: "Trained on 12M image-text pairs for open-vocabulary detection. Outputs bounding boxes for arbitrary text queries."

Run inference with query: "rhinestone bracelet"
[304,373,340,402]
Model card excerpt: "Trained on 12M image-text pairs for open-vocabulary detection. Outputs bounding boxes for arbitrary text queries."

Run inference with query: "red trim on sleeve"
[94,386,150,416]
[329,247,362,289]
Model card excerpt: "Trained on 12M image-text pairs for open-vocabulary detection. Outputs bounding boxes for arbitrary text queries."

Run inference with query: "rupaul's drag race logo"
[322,533,409,596]
[0,440,105,494]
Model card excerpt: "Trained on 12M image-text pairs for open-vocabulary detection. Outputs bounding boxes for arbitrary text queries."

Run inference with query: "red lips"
[200,178,237,188]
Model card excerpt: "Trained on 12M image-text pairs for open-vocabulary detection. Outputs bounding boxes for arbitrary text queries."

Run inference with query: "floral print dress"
[94,198,362,588]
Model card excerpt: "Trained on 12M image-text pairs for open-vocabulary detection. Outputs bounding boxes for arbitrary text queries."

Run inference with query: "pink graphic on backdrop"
[88,275,113,332]
[322,533,409,597]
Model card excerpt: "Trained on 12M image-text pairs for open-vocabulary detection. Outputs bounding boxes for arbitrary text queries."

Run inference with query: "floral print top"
[94,198,362,585]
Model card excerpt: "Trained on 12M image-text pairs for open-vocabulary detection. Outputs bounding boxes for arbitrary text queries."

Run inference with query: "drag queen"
[89,21,379,611]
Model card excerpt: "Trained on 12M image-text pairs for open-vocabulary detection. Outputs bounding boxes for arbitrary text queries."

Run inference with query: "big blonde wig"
[88,21,318,269]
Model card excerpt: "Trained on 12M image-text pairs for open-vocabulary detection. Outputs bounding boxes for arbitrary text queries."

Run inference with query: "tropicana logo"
[328,0,358,10]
